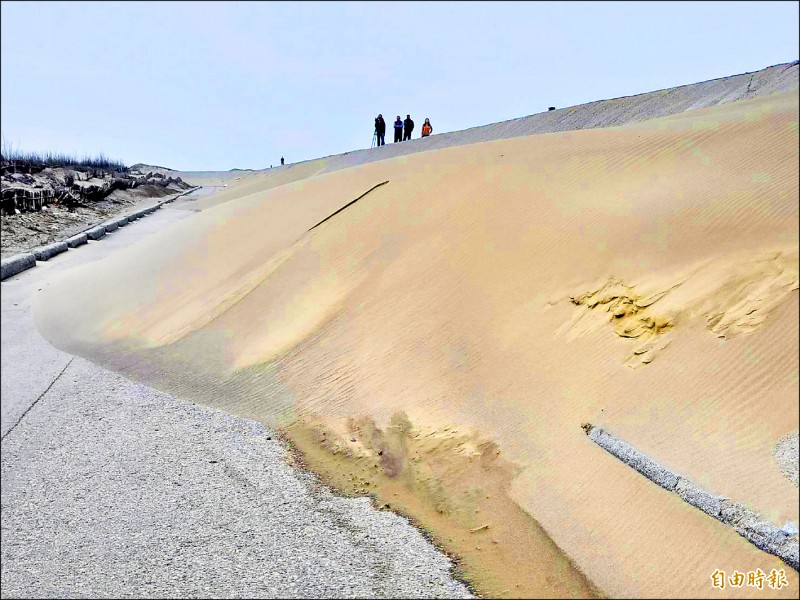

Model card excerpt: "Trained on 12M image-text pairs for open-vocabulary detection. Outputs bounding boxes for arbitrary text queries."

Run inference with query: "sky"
[1,1,798,171]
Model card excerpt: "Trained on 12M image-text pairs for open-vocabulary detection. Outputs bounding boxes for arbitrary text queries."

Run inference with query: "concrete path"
[1,202,194,438]
[0,200,471,598]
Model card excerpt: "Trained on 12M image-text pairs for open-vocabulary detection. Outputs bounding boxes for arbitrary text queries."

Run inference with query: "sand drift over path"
[34,91,799,597]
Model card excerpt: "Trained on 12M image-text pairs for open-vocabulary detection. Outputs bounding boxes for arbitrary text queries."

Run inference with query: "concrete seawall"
[584,423,799,571]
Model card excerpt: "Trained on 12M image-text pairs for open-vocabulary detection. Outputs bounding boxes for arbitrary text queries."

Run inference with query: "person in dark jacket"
[403,115,414,141]
[393,116,403,143]
[374,114,386,146]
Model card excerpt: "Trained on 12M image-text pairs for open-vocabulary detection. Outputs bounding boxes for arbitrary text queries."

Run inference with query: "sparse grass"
[1,136,128,173]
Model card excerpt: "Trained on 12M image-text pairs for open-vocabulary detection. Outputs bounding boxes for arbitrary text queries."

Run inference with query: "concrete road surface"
[1,198,470,598]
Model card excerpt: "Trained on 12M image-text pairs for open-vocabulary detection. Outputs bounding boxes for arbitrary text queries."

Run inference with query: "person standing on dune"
[281,156,284,165]
[374,114,386,146]
[421,118,433,137]
[403,114,414,141]
[393,116,403,143]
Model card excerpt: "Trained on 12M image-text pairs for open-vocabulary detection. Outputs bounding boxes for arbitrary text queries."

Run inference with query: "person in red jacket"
[421,118,433,137]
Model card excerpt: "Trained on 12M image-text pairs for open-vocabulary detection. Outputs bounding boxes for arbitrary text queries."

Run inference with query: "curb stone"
[0,253,36,280]
[86,226,106,241]
[32,242,69,262]
[66,233,88,249]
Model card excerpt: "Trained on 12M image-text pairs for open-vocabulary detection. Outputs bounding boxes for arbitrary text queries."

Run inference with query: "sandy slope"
[174,158,330,212]
[33,90,799,597]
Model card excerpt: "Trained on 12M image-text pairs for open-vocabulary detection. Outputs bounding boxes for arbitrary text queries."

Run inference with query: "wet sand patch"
[283,413,602,599]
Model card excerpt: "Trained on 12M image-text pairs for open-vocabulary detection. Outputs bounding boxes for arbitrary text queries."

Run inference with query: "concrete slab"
[1,207,196,438]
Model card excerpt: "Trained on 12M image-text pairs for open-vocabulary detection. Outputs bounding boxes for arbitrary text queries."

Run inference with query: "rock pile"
[1,164,190,215]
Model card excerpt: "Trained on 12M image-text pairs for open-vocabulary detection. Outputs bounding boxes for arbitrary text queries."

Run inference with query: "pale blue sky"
[2,1,798,171]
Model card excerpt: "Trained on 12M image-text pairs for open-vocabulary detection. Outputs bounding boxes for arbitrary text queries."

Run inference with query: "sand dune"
[172,159,331,212]
[164,61,799,215]
[34,89,799,597]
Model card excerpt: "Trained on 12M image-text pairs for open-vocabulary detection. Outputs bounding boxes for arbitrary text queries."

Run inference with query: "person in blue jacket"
[393,116,403,143]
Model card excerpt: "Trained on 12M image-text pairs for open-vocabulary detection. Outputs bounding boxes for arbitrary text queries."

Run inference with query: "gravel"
[1,356,472,598]
[774,431,799,488]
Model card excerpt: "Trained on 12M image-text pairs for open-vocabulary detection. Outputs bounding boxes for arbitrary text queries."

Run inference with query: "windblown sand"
[34,91,799,598]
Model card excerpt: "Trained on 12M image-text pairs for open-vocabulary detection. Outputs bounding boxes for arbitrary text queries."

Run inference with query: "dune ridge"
[33,86,799,597]
[167,61,798,215]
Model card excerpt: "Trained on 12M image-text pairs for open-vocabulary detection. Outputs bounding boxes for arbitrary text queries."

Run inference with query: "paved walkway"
[0,201,470,598]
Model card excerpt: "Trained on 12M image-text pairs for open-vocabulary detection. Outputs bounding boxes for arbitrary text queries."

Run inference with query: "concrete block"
[721,500,748,525]
[86,225,106,240]
[32,241,68,261]
[66,233,88,248]
[587,425,799,571]
[778,538,799,571]
[675,477,726,518]
[116,216,129,227]
[589,426,678,491]
[737,518,783,551]
[1,253,36,280]
[104,221,119,233]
